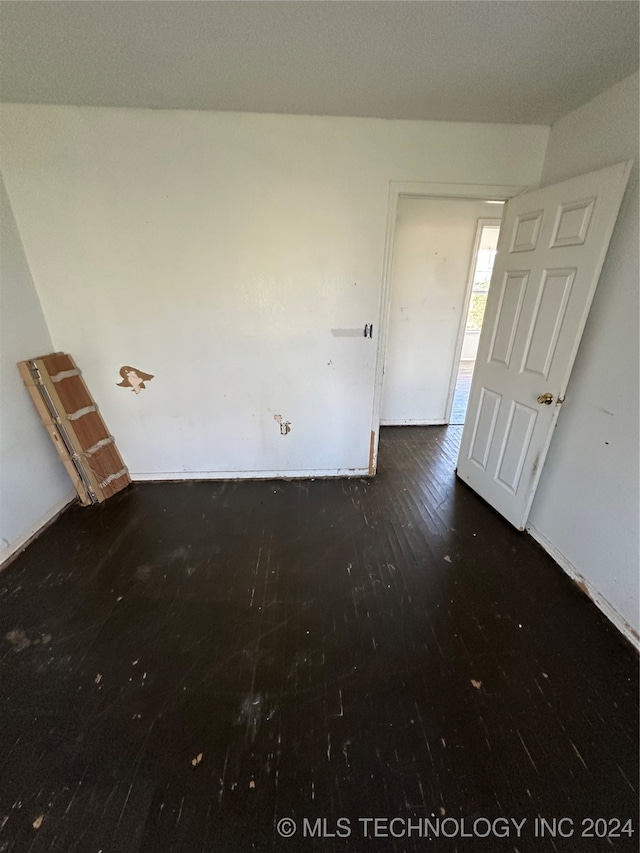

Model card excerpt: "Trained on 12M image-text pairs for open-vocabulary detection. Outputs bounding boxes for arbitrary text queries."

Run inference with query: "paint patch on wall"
[274,415,291,435]
[331,328,363,337]
[117,365,154,394]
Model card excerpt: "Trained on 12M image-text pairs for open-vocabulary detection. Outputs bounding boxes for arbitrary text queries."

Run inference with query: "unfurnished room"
[0,2,638,851]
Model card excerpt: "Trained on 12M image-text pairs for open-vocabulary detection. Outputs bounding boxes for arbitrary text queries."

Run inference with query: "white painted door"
[457,161,632,529]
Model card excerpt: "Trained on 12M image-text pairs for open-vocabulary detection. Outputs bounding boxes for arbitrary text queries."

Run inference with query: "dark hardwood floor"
[1,427,637,852]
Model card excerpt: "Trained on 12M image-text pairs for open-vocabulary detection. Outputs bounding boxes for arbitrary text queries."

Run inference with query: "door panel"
[488,271,528,366]
[457,161,632,529]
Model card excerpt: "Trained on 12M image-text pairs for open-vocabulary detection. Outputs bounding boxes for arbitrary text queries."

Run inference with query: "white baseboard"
[527,523,639,652]
[0,491,76,569]
[131,468,371,481]
[380,419,447,426]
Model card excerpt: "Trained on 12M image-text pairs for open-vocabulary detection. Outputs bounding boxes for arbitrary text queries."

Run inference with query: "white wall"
[0,105,548,479]
[382,198,500,425]
[527,73,639,645]
[0,172,75,565]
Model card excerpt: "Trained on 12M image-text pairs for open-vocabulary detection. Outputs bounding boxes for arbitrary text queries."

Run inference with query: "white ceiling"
[0,1,638,125]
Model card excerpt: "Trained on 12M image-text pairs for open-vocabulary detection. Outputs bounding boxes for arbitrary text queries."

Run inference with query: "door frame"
[444,215,503,424]
[370,181,527,472]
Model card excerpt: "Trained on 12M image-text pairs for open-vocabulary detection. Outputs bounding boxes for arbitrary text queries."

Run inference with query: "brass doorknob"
[537,393,554,405]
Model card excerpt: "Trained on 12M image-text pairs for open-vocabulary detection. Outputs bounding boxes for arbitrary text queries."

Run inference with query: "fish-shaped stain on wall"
[117,365,154,394]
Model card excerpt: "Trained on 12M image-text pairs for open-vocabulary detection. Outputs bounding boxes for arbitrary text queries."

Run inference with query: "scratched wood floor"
[0,427,638,853]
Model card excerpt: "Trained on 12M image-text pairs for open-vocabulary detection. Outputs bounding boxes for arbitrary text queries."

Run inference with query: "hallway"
[0,427,637,852]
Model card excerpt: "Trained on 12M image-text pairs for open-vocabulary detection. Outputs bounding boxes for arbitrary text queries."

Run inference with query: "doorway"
[379,194,505,427]
[449,217,502,424]
[370,180,525,476]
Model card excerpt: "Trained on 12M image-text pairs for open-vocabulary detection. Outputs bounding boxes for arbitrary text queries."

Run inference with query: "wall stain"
[274,415,291,435]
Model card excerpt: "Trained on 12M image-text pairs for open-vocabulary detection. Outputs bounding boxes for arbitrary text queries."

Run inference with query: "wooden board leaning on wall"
[18,353,131,506]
